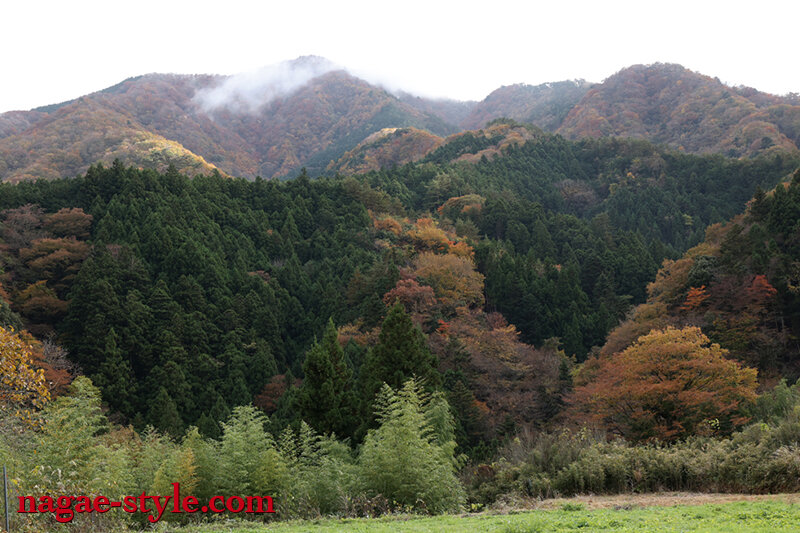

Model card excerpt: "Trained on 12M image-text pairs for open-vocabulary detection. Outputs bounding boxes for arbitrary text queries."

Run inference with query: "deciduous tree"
[568,326,758,442]
[0,326,50,421]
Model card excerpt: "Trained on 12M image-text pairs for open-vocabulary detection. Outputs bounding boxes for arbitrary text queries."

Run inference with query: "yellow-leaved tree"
[0,326,50,422]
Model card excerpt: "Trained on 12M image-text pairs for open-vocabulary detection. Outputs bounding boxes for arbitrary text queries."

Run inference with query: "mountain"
[0,93,222,182]
[459,65,800,159]
[1,60,799,183]
[397,92,477,128]
[0,110,48,138]
[461,80,592,131]
[0,58,459,182]
[557,63,800,157]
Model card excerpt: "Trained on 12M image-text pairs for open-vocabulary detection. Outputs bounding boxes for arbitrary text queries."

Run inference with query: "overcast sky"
[1,0,798,114]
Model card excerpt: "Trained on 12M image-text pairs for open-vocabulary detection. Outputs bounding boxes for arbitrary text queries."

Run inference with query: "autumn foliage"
[569,326,758,442]
[680,285,709,311]
[746,274,777,313]
[0,325,50,421]
[383,278,437,315]
[411,252,484,308]
[406,218,451,252]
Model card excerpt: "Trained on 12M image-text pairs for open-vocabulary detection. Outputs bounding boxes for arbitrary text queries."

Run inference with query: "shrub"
[358,379,464,513]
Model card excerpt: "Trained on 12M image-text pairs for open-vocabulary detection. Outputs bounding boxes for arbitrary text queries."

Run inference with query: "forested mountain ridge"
[327,127,445,174]
[327,121,541,175]
[430,64,800,160]
[461,80,593,131]
[557,63,800,157]
[0,61,457,182]
[1,60,798,184]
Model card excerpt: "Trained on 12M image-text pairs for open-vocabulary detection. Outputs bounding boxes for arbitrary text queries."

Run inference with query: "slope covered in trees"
[0,96,223,183]
[461,80,592,131]
[0,121,794,444]
[597,169,800,381]
[558,63,800,157]
[2,61,798,185]
[0,61,459,182]
[0,163,385,434]
[327,127,444,174]
[0,146,799,528]
[359,128,798,355]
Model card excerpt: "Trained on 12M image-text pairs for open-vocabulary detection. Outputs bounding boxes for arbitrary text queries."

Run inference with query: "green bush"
[468,395,800,505]
[358,379,464,513]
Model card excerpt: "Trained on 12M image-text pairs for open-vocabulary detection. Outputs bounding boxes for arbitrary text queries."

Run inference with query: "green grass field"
[156,499,800,532]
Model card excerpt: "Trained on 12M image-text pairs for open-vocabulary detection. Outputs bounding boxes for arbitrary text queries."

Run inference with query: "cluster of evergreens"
[0,162,386,435]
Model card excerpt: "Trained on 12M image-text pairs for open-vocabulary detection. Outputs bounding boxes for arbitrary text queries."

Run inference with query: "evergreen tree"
[93,328,136,418]
[148,387,183,437]
[360,302,440,409]
[196,412,221,439]
[297,318,355,436]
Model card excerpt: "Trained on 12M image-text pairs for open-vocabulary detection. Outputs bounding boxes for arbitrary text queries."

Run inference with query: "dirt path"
[521,492,800,510]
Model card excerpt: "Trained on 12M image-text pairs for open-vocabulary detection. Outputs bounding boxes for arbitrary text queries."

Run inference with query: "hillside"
[328,121,542,174]
[461,80,592,130]
[458,65,800,160]
[0,59,458,182]
[557,63,800,157]
[328,127,444,174]
[2,61,799,184]
[398,91,477,128]
[2,135,800,529]
[2,130,795,436]
[599,169,800,381]
[0,95,223,182]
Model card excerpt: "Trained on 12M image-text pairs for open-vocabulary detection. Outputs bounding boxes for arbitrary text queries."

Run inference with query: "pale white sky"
[1,0,798,113]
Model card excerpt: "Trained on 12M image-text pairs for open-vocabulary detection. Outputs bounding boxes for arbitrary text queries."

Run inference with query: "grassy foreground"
[156,497,800,532]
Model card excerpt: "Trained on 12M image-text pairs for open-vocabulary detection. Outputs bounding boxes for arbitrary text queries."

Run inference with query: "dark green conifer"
[360,302,440,405]
[148,387,183,437]
[297,318,355,436]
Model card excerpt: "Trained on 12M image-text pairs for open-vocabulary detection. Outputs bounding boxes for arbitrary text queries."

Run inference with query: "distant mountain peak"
[557,63,800,156]
[194,56,341,113]
[288,55,337,69]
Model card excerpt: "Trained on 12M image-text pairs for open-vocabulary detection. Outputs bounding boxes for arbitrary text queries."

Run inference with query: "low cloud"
[195,56,338,112]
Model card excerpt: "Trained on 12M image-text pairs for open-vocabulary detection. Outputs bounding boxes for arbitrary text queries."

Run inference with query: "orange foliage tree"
[383,278,437,315]
[568,326,758,442]
[19,237,90,292]
[43,208,93,239]
[679,285,709,311]
[447,240,474,258]
[406,218,450,252]
[1,204,45,251]
[372,215,403,237]
[437,194,485,220]
[429,308,567,426]
[746,274,777,314]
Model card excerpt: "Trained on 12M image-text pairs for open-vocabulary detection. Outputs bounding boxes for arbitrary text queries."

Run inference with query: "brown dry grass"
[525,491,800,510]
